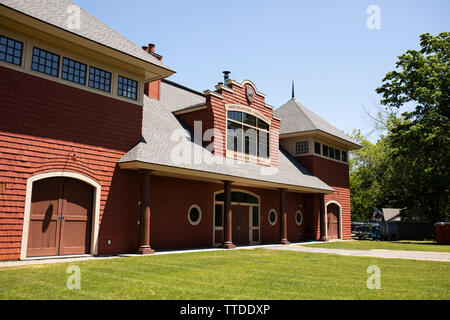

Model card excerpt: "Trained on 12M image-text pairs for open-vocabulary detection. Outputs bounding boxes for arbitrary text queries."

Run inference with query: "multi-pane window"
[323,145,329,157]
[295,141,309,155]
[0,35,23,66]
[317,140,348,163]
[88,66,111,92]
[314,141,321,155]
[342,151,348,163]
[31,47,60,77]
[329,147,335,159]
[118,75,138,100]
[335,149,341,161]
[227,111,270,159]
[61,57,87,85]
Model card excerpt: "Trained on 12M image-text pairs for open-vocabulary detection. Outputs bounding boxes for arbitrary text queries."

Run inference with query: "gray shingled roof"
[0,0,172,71]
[274,99,359,146]
[119,81,334,193]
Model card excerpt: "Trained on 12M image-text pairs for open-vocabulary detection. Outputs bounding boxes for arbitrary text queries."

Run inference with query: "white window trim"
[187,204,202,226]
[268,209,277,226]
[0,27,144,106]
[212,189,261,246]
[313,141,349,164]
[295,141,309,155]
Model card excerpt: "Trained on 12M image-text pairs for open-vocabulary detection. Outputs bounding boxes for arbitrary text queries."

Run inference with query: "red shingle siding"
[148,176,311,249]
[0,66,142,260]
[207,83,279,166]
[295,155,351,239]
[177,108,215,147]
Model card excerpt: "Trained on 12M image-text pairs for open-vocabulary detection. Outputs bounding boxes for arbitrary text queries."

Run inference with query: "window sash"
[227,112,270,159]
[296,141,308,154]
[314,142,321,154]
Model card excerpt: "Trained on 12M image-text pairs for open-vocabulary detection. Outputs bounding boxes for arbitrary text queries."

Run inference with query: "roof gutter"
[118,160,335,194]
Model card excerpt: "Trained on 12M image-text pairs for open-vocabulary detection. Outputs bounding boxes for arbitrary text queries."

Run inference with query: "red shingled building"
[0,0,360,261]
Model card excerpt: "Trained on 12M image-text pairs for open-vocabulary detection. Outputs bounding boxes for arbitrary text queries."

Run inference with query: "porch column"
[279,188,290,245]
[222,180,235,249]
[137,170,155,254]
[319,193,328,241]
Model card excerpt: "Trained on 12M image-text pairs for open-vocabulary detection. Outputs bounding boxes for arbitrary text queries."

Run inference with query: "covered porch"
[118,162,333,254]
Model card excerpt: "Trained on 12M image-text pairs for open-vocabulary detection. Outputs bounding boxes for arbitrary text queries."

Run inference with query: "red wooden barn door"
[27,177,93,257]
[59,178,93,255]
[27,178,62,257]
[327,203,340,239]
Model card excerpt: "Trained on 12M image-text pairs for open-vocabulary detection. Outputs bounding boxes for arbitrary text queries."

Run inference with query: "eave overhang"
[118,160,335,195]
[0,4,175,82]
[279,129,361,150]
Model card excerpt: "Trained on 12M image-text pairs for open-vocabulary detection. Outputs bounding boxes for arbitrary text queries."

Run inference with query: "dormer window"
[226,110,270,160]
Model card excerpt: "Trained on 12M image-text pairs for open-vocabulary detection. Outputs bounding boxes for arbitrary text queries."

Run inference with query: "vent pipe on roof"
[223,71,231,85]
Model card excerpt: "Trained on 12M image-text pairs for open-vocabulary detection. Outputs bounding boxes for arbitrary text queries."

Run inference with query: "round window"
[188,205,202,225]
[295,210,303,225]
[268,209,277,226]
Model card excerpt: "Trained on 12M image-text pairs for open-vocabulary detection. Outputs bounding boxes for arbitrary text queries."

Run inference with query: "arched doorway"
[213,190,260,246]
[326,202,341,239]
[23,174,98,258]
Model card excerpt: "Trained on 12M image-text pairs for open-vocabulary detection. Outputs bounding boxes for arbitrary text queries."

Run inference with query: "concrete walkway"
[266,244,450,262]
[0,243,284,269]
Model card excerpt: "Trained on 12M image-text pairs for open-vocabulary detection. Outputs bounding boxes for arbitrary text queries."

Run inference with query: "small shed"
[381,208,434,240]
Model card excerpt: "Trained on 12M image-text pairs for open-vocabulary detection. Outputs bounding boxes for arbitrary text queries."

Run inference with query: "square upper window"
[88,66,111,92]
[329,147,335,159]
[296,141,309,155]
[335,149,341,161]
[0,35,23,66]
[118,75,138,100]
[314,141,321,155]
[61,57,87,85]
[31,47,60,77]
[323,145,329,157]
[342,151,348,163]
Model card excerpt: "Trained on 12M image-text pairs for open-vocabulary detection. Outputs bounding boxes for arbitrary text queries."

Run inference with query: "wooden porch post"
[280,188,290,245]
[222,180,235,249]
[319,193,328,241]
[137,170,155,254]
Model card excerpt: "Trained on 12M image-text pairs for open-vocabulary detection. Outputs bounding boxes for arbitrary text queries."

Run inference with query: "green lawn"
[300,240,450,252]
[0,249,449,300]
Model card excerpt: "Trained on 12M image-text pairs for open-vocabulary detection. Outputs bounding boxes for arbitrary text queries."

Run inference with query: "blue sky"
[73,0,449,142]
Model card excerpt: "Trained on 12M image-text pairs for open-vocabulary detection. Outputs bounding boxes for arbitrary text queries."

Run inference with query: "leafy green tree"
[374,32,449,222]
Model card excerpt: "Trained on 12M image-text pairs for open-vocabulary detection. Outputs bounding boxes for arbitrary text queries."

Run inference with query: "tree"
[374,32,450,222]
[349,114,403,222]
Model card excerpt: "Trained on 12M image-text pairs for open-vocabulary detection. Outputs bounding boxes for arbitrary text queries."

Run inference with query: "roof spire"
[291,79,295,100]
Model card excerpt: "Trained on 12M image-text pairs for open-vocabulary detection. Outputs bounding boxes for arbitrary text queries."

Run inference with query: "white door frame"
[213,189,260,246]
[20,171,101,260]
